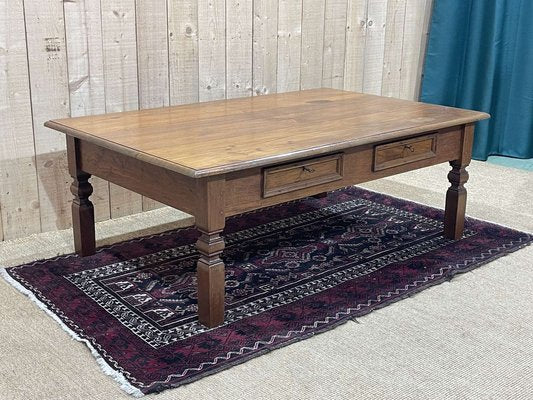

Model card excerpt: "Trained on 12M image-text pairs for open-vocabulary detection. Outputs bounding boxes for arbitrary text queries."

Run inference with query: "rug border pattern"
[2,234,530,391]
[1,187,531,395]
[62,197,471,348]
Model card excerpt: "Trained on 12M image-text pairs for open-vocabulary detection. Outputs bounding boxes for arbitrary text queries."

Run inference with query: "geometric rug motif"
[3,187,530,396]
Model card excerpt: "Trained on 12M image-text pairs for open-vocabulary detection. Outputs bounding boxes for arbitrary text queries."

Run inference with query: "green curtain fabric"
[420,0,533,160]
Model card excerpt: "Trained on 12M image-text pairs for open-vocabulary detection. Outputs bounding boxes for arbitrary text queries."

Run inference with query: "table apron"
[73,125,464,219]
[76,139,199,216]
[224,126,464,216]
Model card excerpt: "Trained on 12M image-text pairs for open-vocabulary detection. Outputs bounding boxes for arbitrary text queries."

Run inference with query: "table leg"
[444,160,469,240]
[195,177,226,328]
[444,123,474,240]
[67,136,96,256]
[196,229,225,327]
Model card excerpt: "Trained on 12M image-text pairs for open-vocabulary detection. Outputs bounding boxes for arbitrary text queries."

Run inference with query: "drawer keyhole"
[302,165,315,173]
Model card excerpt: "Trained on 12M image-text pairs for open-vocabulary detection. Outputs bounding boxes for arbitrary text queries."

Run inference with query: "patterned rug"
[1,187,531,396]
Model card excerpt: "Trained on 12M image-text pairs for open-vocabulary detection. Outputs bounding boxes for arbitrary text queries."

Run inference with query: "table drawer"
[263,153,344,198]
[373,133,437,171]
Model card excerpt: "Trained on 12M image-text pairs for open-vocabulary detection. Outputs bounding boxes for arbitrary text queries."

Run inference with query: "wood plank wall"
[0,0,433,241]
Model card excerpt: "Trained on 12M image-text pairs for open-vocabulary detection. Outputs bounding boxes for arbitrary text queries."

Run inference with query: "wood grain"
[400,0,433,100]
[344,0,367,91]
[362,0,387,95]
[224,125,465,215]
[195,177,226,327]
[168,0,199,105]
[72,127,464,222]
[25,0,72,232]
[46,89,489,178]
[136,0,168,211]
[373,133,437,171]
[64,0,111,222]
[101,0,143,218]
[444,124,474,239]
[69,128,466,220]
[57,91,487,328]
[263,153,343,197]
[322,0,348,89]
[78,141,198,216]
[8,0,436,241]
[0,0,41,239]
[226,0,252,99]
[198,0,226,101]
[381,0,407,97]
[252,0,278,95]
[67,136,95,256]
[136,0,169,111]
[277,0,302,92]
[300,0,326,90]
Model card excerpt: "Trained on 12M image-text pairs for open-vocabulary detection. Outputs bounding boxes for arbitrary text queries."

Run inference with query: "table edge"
[45,114,489,178]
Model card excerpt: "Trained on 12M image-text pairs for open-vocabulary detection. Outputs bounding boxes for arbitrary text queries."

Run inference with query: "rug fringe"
[0,267,144,398]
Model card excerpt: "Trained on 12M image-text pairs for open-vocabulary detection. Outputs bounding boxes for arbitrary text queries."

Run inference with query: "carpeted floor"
[1,160,532,400]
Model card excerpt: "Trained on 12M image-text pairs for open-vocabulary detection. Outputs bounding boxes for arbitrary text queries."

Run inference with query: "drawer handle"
[302,165,315,173]
[403,144,415,154]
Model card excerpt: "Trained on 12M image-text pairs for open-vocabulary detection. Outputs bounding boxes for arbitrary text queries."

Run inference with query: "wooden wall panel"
[276,0,302,93]
[344,0,367,92]
[381,0,407,98]
[322,0,348,90]
[198,0,226,101]
[136,0,169,211]
[64,0,111,222]
[1,0,434,240]
[252,0,278,95]
[101,0,143,218]
[24,0,71,233]
[362,0,388,95]
[136,0,169,110]
[400,0,433,100]
[168,0,199,105]
[0,0,40,239]
[300,0,326,90]
[226,0,253,99]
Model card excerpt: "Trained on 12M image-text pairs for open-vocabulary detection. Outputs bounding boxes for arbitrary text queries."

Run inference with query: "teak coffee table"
[45,89,489,328]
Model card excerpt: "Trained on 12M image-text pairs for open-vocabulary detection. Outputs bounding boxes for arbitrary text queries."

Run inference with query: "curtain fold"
[421,0,533,160]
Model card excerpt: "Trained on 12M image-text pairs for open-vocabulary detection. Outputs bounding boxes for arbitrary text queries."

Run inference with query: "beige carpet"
[1,160,532,400]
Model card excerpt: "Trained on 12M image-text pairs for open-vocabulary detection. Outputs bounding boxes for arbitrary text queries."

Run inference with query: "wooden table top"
[45,89,489,178]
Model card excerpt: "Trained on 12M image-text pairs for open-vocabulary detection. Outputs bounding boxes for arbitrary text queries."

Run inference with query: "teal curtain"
[420,0,533,160]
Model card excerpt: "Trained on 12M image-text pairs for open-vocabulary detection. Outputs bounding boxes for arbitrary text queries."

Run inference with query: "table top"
[45,89,489,178]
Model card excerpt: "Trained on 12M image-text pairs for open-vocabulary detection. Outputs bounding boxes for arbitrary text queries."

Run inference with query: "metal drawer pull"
[403,144,415,152]
[302,165,315,173]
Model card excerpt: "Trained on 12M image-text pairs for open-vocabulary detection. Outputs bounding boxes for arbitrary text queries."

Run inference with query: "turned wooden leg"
[444,123,475,240]
[195,177,226,328]
[444,161,469,240]
[67,136,96,256]
[196,229,225,327]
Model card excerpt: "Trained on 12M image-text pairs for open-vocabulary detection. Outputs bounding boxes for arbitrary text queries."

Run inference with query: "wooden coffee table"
[45,89,489,328]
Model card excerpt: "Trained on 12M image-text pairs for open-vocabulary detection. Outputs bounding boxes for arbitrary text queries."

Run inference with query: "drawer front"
[373,133,437,171]
[263,153,344,198]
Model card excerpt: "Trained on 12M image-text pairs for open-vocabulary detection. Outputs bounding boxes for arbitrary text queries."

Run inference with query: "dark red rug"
[2,187,531,396]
